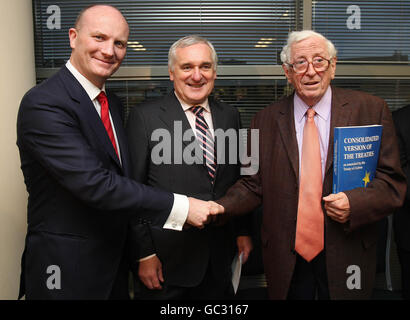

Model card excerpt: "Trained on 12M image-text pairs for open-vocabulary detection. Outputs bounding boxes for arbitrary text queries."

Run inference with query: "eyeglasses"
[286,57,332,74]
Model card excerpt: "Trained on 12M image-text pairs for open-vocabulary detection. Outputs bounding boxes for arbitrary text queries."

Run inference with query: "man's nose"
[191,67,202,81]
[101,42,114,57]
[305,61,317,76]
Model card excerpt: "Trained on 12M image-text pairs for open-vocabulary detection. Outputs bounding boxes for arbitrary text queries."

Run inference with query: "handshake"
[186,197,225,228]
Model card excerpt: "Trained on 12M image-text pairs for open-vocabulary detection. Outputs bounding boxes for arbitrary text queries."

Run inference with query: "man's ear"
[282,64,291,84]
[330,56,337,80]
[68,28,78,49]
[168,68,174,81]
[212,67,217,80]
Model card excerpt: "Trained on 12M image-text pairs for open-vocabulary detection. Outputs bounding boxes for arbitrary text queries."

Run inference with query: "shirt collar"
[173,91,210,113]
[294,86,332,123]
[66,60,106,101]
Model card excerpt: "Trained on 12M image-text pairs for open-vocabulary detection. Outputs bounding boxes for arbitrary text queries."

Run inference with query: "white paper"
[231,252,243,294]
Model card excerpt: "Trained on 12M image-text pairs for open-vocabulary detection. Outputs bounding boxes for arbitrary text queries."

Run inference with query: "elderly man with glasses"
[213,30,405,300]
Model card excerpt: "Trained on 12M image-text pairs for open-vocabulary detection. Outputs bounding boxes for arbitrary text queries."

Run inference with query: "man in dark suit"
[214,30,406,299]
[17,5,220,300]
[392,105,410,300]
[126,35,253,299]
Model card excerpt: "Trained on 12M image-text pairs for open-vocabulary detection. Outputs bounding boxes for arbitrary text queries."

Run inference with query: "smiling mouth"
[95,58,114,65]
[187,83,206,88]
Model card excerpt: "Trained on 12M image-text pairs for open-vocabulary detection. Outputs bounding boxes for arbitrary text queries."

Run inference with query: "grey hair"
[168,35,218,71]
[280,30,337,65]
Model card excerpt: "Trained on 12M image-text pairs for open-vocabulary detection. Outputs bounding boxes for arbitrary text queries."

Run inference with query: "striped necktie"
[191,105,216,181]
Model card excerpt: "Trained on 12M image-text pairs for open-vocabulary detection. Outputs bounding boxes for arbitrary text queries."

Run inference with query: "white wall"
[0,0,35,299]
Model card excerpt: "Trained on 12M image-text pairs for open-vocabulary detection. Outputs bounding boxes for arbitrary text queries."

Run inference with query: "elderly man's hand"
[208,200,225,215]
[323,192,351,224]
[236,236,253,264]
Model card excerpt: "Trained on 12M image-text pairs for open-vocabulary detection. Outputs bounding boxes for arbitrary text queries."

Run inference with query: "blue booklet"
[333,125,383,193]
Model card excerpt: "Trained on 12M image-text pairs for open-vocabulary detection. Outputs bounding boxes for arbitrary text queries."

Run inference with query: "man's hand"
[323,192,351,223]
[186,198,225,228]
[236,236,253,264]
[208,200,227,224]
[208,200,225,214]
[138,255,164,290]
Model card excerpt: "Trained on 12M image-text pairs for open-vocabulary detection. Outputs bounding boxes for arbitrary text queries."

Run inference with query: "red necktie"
[295,107,324,262]
[97,91,119,158]
[191,106,216,181]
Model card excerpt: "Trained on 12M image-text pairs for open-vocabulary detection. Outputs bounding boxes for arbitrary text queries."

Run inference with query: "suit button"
[291,249,296,255]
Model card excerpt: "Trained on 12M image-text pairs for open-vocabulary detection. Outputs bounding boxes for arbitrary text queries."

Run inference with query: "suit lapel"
[209,98,227,182]
[158,92,204,166]
[324,87,351,176]
[275,88,352,183]
[277,95,299,180]
[158,91,194,146]
[59,67,123,171]
[107,93,128,173]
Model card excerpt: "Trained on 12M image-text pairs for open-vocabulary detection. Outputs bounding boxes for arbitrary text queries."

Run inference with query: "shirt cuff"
[163,194,189,231]
[138,254,157,262]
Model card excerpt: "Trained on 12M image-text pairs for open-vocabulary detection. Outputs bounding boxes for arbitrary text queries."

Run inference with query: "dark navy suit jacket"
[17,66,174,299]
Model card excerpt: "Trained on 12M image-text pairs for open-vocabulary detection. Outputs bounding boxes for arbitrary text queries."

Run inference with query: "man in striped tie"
[127,35,253,299]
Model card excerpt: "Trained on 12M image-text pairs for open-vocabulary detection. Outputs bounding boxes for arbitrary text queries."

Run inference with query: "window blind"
[312,0,410,62]
[33,0,300,68]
